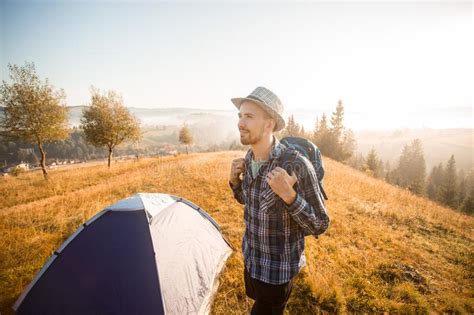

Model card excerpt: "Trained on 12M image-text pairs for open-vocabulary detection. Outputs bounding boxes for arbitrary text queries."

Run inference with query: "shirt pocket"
[257,187,285,255]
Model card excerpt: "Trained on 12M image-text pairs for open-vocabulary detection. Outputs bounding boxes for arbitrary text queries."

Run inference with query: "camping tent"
[13,193,233,315]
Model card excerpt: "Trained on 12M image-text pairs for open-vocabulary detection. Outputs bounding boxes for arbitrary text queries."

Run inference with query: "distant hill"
[1,105,471,171]
[68,108,473,171]
[353,128,473,172]
[67,105,236,127]
[69,105,240,148]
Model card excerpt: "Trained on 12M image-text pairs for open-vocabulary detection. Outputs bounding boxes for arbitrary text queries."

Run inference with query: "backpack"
[278,136,328,200]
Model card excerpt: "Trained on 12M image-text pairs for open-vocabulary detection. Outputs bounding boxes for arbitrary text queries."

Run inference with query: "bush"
[10,166,26,176]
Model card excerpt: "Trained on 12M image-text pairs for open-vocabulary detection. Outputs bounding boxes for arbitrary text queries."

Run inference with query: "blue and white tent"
[13,193,233,315]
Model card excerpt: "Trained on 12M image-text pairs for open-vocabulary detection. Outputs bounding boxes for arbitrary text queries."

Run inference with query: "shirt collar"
[245,135,285,165]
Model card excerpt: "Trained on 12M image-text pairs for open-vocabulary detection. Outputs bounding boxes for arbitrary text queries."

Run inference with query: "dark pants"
[244,267,294,315]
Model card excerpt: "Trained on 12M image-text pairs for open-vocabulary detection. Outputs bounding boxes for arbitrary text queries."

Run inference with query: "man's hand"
[266,167,298,205]
[230,158,245,186]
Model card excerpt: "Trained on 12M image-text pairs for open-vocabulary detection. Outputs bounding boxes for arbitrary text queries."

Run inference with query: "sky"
[0,0,472,130]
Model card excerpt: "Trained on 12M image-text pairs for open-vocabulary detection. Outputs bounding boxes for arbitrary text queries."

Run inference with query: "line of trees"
[426,155,473,213]
[281,103,472,215]
[349,140,473,215]
[0,128,158,166]
[0,129,108,164]
[279,100,356,163]
[0,62,141,179]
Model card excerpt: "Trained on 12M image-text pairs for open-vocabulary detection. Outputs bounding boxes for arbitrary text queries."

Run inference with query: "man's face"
[237,101,274,145]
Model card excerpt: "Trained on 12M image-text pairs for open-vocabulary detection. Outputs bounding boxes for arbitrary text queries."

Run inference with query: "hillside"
[0,152,472,314]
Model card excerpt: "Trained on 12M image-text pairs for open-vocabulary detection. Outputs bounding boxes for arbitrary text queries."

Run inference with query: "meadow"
[0,152,472,314]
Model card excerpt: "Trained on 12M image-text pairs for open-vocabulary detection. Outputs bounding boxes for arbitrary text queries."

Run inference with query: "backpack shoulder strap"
[275,146,299,171]
[277,145,329,201]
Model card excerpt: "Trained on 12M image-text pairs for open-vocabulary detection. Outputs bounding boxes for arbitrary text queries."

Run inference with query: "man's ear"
[267,118,276,132]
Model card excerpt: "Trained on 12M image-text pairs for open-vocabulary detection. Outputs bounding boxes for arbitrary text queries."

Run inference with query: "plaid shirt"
[230,136,330,285]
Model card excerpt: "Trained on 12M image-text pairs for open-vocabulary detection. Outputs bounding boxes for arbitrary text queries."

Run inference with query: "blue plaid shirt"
[230,136,330,285]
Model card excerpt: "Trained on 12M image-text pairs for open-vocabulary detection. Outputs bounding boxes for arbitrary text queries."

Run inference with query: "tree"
[440,155,458,208]
[75,146,84,160]
[315,100,356,162]
[384,160,392,182]
[330,100,344,140]
[178,123,193,154]
[392,139,426,195]
[457,170,467,208]
[284,115,300,137]
[229,140,244,151]
[0,62,69,179]
[340,128,356,162]
[459,170,474,215]
[300,125,306,137]
[364,148,383,178]
[460,191,474,215]
[313,114,333,154]
[313,117,319,138]
[81,88,141,167]
[426,163,444,202]
[348,152,365,171]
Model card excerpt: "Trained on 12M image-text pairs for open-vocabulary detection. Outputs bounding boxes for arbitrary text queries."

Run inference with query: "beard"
[239,126,264,145]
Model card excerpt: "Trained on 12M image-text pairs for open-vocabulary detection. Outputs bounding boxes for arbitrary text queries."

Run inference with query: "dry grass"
[1,152,473,314]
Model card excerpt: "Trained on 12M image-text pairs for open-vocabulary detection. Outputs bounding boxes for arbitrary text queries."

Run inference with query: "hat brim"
[231,97,286,132]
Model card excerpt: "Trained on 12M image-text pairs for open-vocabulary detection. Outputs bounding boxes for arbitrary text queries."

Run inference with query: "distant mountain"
[67,105,236,128]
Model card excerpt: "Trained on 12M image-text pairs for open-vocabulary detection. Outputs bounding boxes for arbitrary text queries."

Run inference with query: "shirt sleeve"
[229,180,245,205]
[284,157,330,236]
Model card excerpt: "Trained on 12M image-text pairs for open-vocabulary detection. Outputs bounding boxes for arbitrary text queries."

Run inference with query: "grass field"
[1,152,473,314]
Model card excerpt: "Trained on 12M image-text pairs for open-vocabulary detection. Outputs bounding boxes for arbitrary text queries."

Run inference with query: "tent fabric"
[13,193,232,315]
[150,201,232,314]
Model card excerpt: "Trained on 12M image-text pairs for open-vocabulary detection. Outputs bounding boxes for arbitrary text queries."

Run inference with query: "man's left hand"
[266,167,298,205]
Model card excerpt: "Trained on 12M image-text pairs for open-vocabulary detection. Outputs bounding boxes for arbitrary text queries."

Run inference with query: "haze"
[1,1,472,130]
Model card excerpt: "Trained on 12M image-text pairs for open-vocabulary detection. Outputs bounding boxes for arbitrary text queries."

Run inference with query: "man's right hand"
[230,158,245,186]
